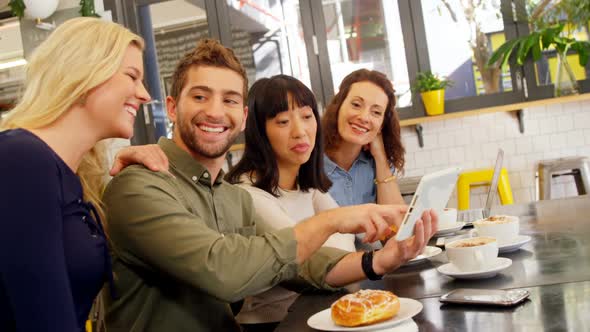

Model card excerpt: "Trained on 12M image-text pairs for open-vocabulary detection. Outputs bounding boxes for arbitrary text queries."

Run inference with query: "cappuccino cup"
[445,237,498,271]
[472,215,519,245]
[438,208,458,229]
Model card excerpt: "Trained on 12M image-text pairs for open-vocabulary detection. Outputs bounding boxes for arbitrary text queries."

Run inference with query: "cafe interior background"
[1,0,589,209]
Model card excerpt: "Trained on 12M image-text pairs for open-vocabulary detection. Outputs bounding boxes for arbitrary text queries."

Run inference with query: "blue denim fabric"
[324,152,396,250]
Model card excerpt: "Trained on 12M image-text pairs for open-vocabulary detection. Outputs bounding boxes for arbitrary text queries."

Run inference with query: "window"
[421,0,512,99]
[525,0,590,94]
[149,0,212,139]
[225,0,312,88]
[321,0,412,107]
[151,0,210,101]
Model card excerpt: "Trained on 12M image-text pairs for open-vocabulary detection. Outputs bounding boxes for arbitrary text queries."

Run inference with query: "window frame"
[395,0,527,119]
[310,0,590,120]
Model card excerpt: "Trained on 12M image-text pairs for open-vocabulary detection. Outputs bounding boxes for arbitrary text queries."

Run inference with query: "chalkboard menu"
[153,24,256,91]
[230,29,256,84]
[154,24,209,80]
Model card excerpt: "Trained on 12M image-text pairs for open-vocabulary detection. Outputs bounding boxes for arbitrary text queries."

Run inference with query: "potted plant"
[412,71,453,116]
[487,24,590,96]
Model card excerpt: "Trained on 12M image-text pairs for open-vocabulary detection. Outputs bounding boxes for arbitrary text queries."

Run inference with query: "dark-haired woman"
[322,69,407,250]
[226,75,354,328]
[226,75,436,328]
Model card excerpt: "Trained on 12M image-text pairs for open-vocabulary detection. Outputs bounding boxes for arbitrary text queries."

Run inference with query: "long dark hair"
[226,75,331,196]
[322,69,405,172]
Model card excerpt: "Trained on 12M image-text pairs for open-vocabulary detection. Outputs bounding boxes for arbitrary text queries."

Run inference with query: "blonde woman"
[0,18,151,331]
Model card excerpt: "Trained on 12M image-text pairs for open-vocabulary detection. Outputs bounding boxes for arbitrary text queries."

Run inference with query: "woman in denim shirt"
[322,69,406,249]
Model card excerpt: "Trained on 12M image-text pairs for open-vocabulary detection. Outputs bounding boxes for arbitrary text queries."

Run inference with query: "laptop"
[456,149,504,224]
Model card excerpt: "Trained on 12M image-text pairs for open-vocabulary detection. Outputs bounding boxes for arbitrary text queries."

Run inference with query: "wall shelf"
[399,93,590,127]
[403,93,590,148]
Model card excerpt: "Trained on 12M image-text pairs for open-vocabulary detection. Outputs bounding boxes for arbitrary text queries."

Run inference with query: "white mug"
[472,215,519,245]
[445,237,498,271]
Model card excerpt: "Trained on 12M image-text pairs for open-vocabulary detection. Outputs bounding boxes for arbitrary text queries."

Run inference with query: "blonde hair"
[1,17,144,222]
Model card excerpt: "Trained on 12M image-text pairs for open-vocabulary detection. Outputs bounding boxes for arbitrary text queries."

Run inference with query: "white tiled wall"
[400,99,590,209]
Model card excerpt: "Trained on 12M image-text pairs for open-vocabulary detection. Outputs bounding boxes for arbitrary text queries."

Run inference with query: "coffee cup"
[445,236,498,271]
[472,215,519,245]
[438,208,458,229]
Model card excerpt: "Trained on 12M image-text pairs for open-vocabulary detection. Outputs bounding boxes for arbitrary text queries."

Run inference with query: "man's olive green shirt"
[102,138,348,331]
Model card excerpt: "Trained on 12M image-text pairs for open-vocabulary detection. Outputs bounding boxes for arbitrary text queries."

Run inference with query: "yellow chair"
[457,168,514,210]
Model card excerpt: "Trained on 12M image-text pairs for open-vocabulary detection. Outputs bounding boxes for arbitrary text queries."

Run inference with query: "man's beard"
[177,113,240,159]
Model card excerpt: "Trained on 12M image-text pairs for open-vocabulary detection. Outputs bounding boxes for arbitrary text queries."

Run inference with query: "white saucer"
[436,257,512,279]
[434,222,466,237]
[498,235,532,253]
[403,246,442,266]
[307,297,423,331]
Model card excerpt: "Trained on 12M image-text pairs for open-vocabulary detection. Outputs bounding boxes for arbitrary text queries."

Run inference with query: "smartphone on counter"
[440,288,530,307]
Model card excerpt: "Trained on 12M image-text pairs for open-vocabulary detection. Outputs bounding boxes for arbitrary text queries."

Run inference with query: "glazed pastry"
[331,289,400,327]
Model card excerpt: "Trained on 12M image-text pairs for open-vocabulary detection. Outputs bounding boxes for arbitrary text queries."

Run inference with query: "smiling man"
[101,39,434,332]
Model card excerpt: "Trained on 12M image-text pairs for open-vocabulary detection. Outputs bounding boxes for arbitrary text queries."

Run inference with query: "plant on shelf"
[412,71,453,116]
[487,0,590,97]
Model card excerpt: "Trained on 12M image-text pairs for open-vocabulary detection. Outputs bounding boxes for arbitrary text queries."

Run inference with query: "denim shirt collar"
[324,151,371,174]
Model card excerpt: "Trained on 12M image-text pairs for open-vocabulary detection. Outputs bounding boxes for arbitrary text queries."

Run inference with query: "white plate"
[499,235,532,253]
[307,297,423,331]
[437,257,512,279]
[433,222,466,237]
[403,246,442,266]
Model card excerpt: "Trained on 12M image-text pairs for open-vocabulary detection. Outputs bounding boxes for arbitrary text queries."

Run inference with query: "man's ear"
[166,96,177,123]
[240,106,248,131]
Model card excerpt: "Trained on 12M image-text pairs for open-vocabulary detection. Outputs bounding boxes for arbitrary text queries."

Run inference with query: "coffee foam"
[477,215,516,224]
[447,237,495,248]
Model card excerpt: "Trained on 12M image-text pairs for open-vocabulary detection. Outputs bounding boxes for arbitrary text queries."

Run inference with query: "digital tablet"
[395,167,461,241]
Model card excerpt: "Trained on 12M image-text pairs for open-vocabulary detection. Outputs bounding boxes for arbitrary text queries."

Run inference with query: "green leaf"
[578,49,588,67]
[572,41,590,66]
[541,25,564,50]
[517,35,537,65]
[487,42,509,66]
[515,40,527,65]
[488,38,519,68]
[8,0,26,18]
[411,71,453,93]
[79,0,101,17]
[501,41,518,68]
